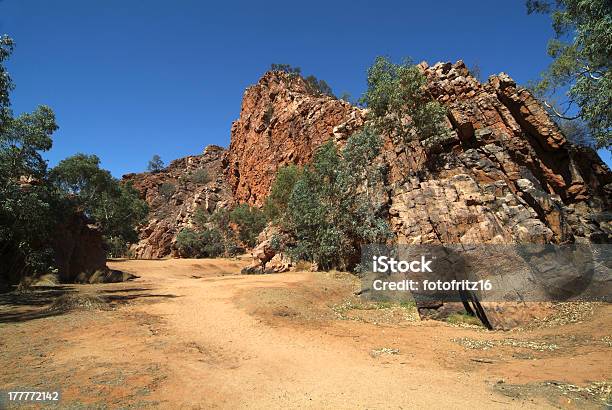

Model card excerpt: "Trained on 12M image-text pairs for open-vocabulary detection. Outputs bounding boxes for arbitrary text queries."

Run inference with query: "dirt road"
[0,258,610,409]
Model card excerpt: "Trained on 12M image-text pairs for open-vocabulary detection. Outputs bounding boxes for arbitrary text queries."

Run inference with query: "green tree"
[147,154,165,172]
[270,64,336,97]
[263,164,302,222]
[360,56,449,145]
[0,35,59,281]
[270,64,301,76]
[230,203,266,248]
[177,206,233,258]
[51,154,148,256]
[526,0,611,148]
[0,35,15,133]
[284,130,390,270]
[193,206,242,256]
[304,75,334,97]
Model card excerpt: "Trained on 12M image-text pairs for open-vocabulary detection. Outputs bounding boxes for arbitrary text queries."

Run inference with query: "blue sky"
[1,0,610,176]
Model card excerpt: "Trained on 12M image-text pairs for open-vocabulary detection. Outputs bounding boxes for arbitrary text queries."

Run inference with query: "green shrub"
[263,103,274,127]
[159,182,176,199]
[175,227,224,258]
[175,229,201,257]
[270,64,335,97]
[190,169,211,184]
[230,204,266,248]
[106,236,128,258]
[147,154,165,172]
[304,75,334,97]
[270,64,301,77]
[282,129,391,271]
[192,207,243,257]
[360,56,448,144]
[263,164,302,222]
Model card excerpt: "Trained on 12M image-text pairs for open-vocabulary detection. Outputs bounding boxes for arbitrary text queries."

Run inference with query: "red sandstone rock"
[125,64,611,329]
[123,145,234,259]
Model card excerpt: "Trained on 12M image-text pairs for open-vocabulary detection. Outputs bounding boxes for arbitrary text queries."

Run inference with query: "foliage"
[526,0,611,149]
[263,103,274,127]
[0,35,15,132]
[230,204,266,248]
[207,208,243,255]
[263,164,302,222]
[0,36,59,280]
[190,169,211,184]
[556,118,595,148]
[177,206,241,258]
[51,154,149,250]
[0,36,149,282]
[469,63,483,82]
[270,64,301,76]
[270,64,335,97]
[360,56,449,145]
[283,129,391,270]
[175,229,201,257]
[339,92,352,103]
[304,75,334,97]
[158,182,176,199]
[175,227,224,258]
[147,154,165,172]
[106,236,128,258]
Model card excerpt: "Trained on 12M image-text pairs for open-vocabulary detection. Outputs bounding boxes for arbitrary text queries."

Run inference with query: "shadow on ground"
[0,285,179,324]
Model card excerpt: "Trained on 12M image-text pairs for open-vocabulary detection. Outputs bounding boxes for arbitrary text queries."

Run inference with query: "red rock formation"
[225,63,610,247]
[123,145,234,258]
[51,212,123,284]
[226,72,365,205]
[221,63,611,329]
[383,61,610,247]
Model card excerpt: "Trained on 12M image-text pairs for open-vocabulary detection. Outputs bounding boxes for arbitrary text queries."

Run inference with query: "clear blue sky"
[1,0,610,176]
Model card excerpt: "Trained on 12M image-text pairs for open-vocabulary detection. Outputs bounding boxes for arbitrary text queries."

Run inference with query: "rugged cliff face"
[383,61,611,246]
[123,145,233,258]
[228,63,611,246]
[126,63,611,258]
[226,72,366,205]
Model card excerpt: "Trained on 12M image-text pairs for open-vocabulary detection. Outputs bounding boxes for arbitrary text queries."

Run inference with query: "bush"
[147,154,165,172]
[106,236,128,258]
[190,169,211,184]
[159,182,176,199]
[263,103,274,127]
[176,229,200,257]
[282,129,391,270]
[263,164,302,222]
[230,204,266,248]
[192,207,243,257]
[304,75,334,97]
[360,56,448,144]
[270,64,301,77]
[175,228,224,258]
[270,64,335,98]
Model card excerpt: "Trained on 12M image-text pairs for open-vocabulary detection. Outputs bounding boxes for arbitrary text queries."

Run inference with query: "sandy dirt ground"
[0,258,610,409]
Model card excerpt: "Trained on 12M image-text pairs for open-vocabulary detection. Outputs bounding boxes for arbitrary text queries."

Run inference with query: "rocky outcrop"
[226,72,366,205]
[52,213,129,284]
[123,145,234,258]
[125,64,610,328]
[384,61,611,247]
[225,63,610,247]
[224,63,611,328]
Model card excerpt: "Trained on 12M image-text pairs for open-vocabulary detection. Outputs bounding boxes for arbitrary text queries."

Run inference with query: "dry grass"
[47,293,109,312]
